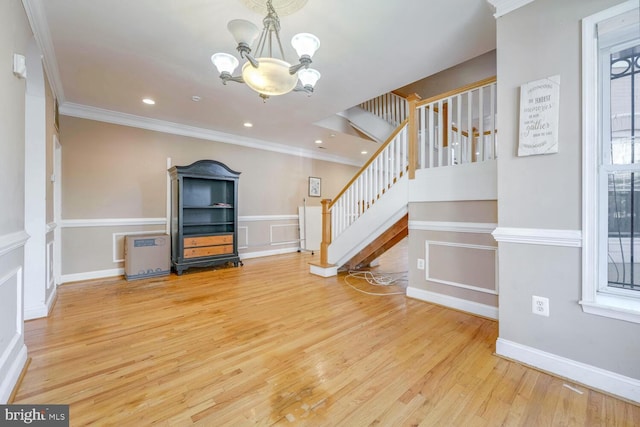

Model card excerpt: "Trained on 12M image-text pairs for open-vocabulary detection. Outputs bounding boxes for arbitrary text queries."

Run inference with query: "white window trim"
[581,0,640,324]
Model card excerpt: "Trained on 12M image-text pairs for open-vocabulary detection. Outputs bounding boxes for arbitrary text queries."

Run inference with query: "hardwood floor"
[13,243,640,426]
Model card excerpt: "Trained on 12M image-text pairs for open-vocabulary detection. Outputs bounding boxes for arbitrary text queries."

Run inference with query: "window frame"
[581,0,640,324]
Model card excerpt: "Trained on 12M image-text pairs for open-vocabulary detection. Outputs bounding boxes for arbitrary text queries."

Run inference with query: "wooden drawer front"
[183,245,233,259]
[184,234,233,248]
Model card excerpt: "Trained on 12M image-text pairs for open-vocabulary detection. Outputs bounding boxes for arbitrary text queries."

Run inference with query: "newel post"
[320,198,332,265]
[407,93,421,179]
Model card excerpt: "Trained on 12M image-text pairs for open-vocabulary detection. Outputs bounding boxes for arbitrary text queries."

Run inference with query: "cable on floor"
[343,270,408,296]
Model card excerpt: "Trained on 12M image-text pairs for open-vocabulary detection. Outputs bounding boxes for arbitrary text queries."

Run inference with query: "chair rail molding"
[486,0,535,18]
[409,221,497,234]
[0,231,30,257]
[492,227,582,247]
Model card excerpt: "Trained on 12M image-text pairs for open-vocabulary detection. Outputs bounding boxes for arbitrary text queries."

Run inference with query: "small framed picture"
[309,176,321,197]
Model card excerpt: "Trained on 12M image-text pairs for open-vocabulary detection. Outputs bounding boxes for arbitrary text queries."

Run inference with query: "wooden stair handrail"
[328,118,409,211]
[416,76,496,108]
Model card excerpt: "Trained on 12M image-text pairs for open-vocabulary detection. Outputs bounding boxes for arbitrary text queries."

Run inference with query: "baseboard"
[61,268,124,284]
[24,304,47,320]
[59,248,300,283]
[496,338,640,403]
[309,264,338,277]
[406,286,498,320]
[0,342,27,404]
[24,286,57,320]
[239,247,299,260]
[46,286,57,315]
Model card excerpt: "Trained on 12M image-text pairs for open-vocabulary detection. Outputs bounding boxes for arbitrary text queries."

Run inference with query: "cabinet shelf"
[184,205,234,209]
[169,160,241,275]
[184,222,234,226]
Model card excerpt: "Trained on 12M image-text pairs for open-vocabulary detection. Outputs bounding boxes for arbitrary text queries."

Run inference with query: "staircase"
[311,77,497,277]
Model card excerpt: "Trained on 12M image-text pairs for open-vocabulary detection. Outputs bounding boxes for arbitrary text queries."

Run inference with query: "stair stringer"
[337,106,397,143]
[328,175,409,268]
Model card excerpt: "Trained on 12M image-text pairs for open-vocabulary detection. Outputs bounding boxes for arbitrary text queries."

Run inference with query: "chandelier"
[211,0,321,101]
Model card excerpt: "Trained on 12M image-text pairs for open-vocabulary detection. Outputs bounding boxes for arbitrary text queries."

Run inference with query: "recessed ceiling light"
[243,122,253,128]
[361,151,368,154]
[315,139,322,144]
[142,98,155,105]
[192,96,201,102]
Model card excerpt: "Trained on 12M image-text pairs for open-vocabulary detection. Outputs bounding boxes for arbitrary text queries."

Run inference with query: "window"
[582,1,640,323]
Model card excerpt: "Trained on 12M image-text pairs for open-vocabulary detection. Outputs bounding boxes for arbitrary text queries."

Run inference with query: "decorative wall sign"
[518,75,560,156]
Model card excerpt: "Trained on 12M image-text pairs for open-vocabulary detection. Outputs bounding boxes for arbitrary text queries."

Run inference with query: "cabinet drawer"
[184,234,233,248]
[183,245,234,259]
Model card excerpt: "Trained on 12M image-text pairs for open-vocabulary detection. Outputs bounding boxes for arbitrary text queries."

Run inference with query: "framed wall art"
[309,176,321,197]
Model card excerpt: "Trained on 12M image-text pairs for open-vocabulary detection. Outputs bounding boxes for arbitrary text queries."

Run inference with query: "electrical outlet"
[417,259,425,270]
[532,295,550,317]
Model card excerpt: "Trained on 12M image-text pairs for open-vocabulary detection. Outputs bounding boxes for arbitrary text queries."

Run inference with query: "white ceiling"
[26,0,497,165]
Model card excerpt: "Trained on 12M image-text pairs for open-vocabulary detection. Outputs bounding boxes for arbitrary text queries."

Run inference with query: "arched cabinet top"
[169,160,241,179]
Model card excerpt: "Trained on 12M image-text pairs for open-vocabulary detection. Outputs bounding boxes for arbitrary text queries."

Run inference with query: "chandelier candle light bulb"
[211,0,320,100]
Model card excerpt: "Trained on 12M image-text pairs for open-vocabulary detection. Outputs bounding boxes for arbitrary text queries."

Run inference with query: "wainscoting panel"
[61,215,302,282]
[270,223,299,246]
[425,241,498,295]
[0,262,27,403]
[238,215,300,256]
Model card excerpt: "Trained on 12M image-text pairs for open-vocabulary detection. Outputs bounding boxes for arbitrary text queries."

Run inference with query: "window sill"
[580,293,640,324]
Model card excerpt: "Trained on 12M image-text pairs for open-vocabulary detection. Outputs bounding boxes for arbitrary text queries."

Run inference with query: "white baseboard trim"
[24,304,47,320]
[496,338,640,403]
[406,286,498,320]
[24,286,57,320]
[309,264,338,277]
[0,342,27,404]
[61,268,124,284]
[239,247,299,260]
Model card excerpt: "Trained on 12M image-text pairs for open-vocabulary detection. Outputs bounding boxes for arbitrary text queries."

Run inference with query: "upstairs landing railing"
[416,77,497,169]
[320,77,497,266]
[359,91,410,128]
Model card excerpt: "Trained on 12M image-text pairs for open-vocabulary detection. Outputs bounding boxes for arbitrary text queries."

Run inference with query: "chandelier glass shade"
[211,0,320,99]
[242,58,299,96]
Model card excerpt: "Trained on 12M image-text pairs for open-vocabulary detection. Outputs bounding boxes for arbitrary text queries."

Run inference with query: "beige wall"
[0,0,32,402]
[59,116,358,277]
[496,0,640,380]
[397,50,496,99]
[408,201,498,310]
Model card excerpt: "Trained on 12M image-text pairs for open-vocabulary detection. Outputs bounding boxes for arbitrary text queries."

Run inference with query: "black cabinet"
[169,160,241,275]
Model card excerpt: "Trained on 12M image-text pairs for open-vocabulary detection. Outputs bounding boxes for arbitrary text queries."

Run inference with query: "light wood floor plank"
[12,241,640,425]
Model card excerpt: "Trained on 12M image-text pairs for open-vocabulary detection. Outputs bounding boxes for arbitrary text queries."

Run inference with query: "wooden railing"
[320,78,497,266]
[328,120,409,241]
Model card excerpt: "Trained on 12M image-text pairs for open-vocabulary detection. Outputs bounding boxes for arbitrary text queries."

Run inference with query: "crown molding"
[60,102,362,167]
[486,0,535,18]
[21,0,65,102]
